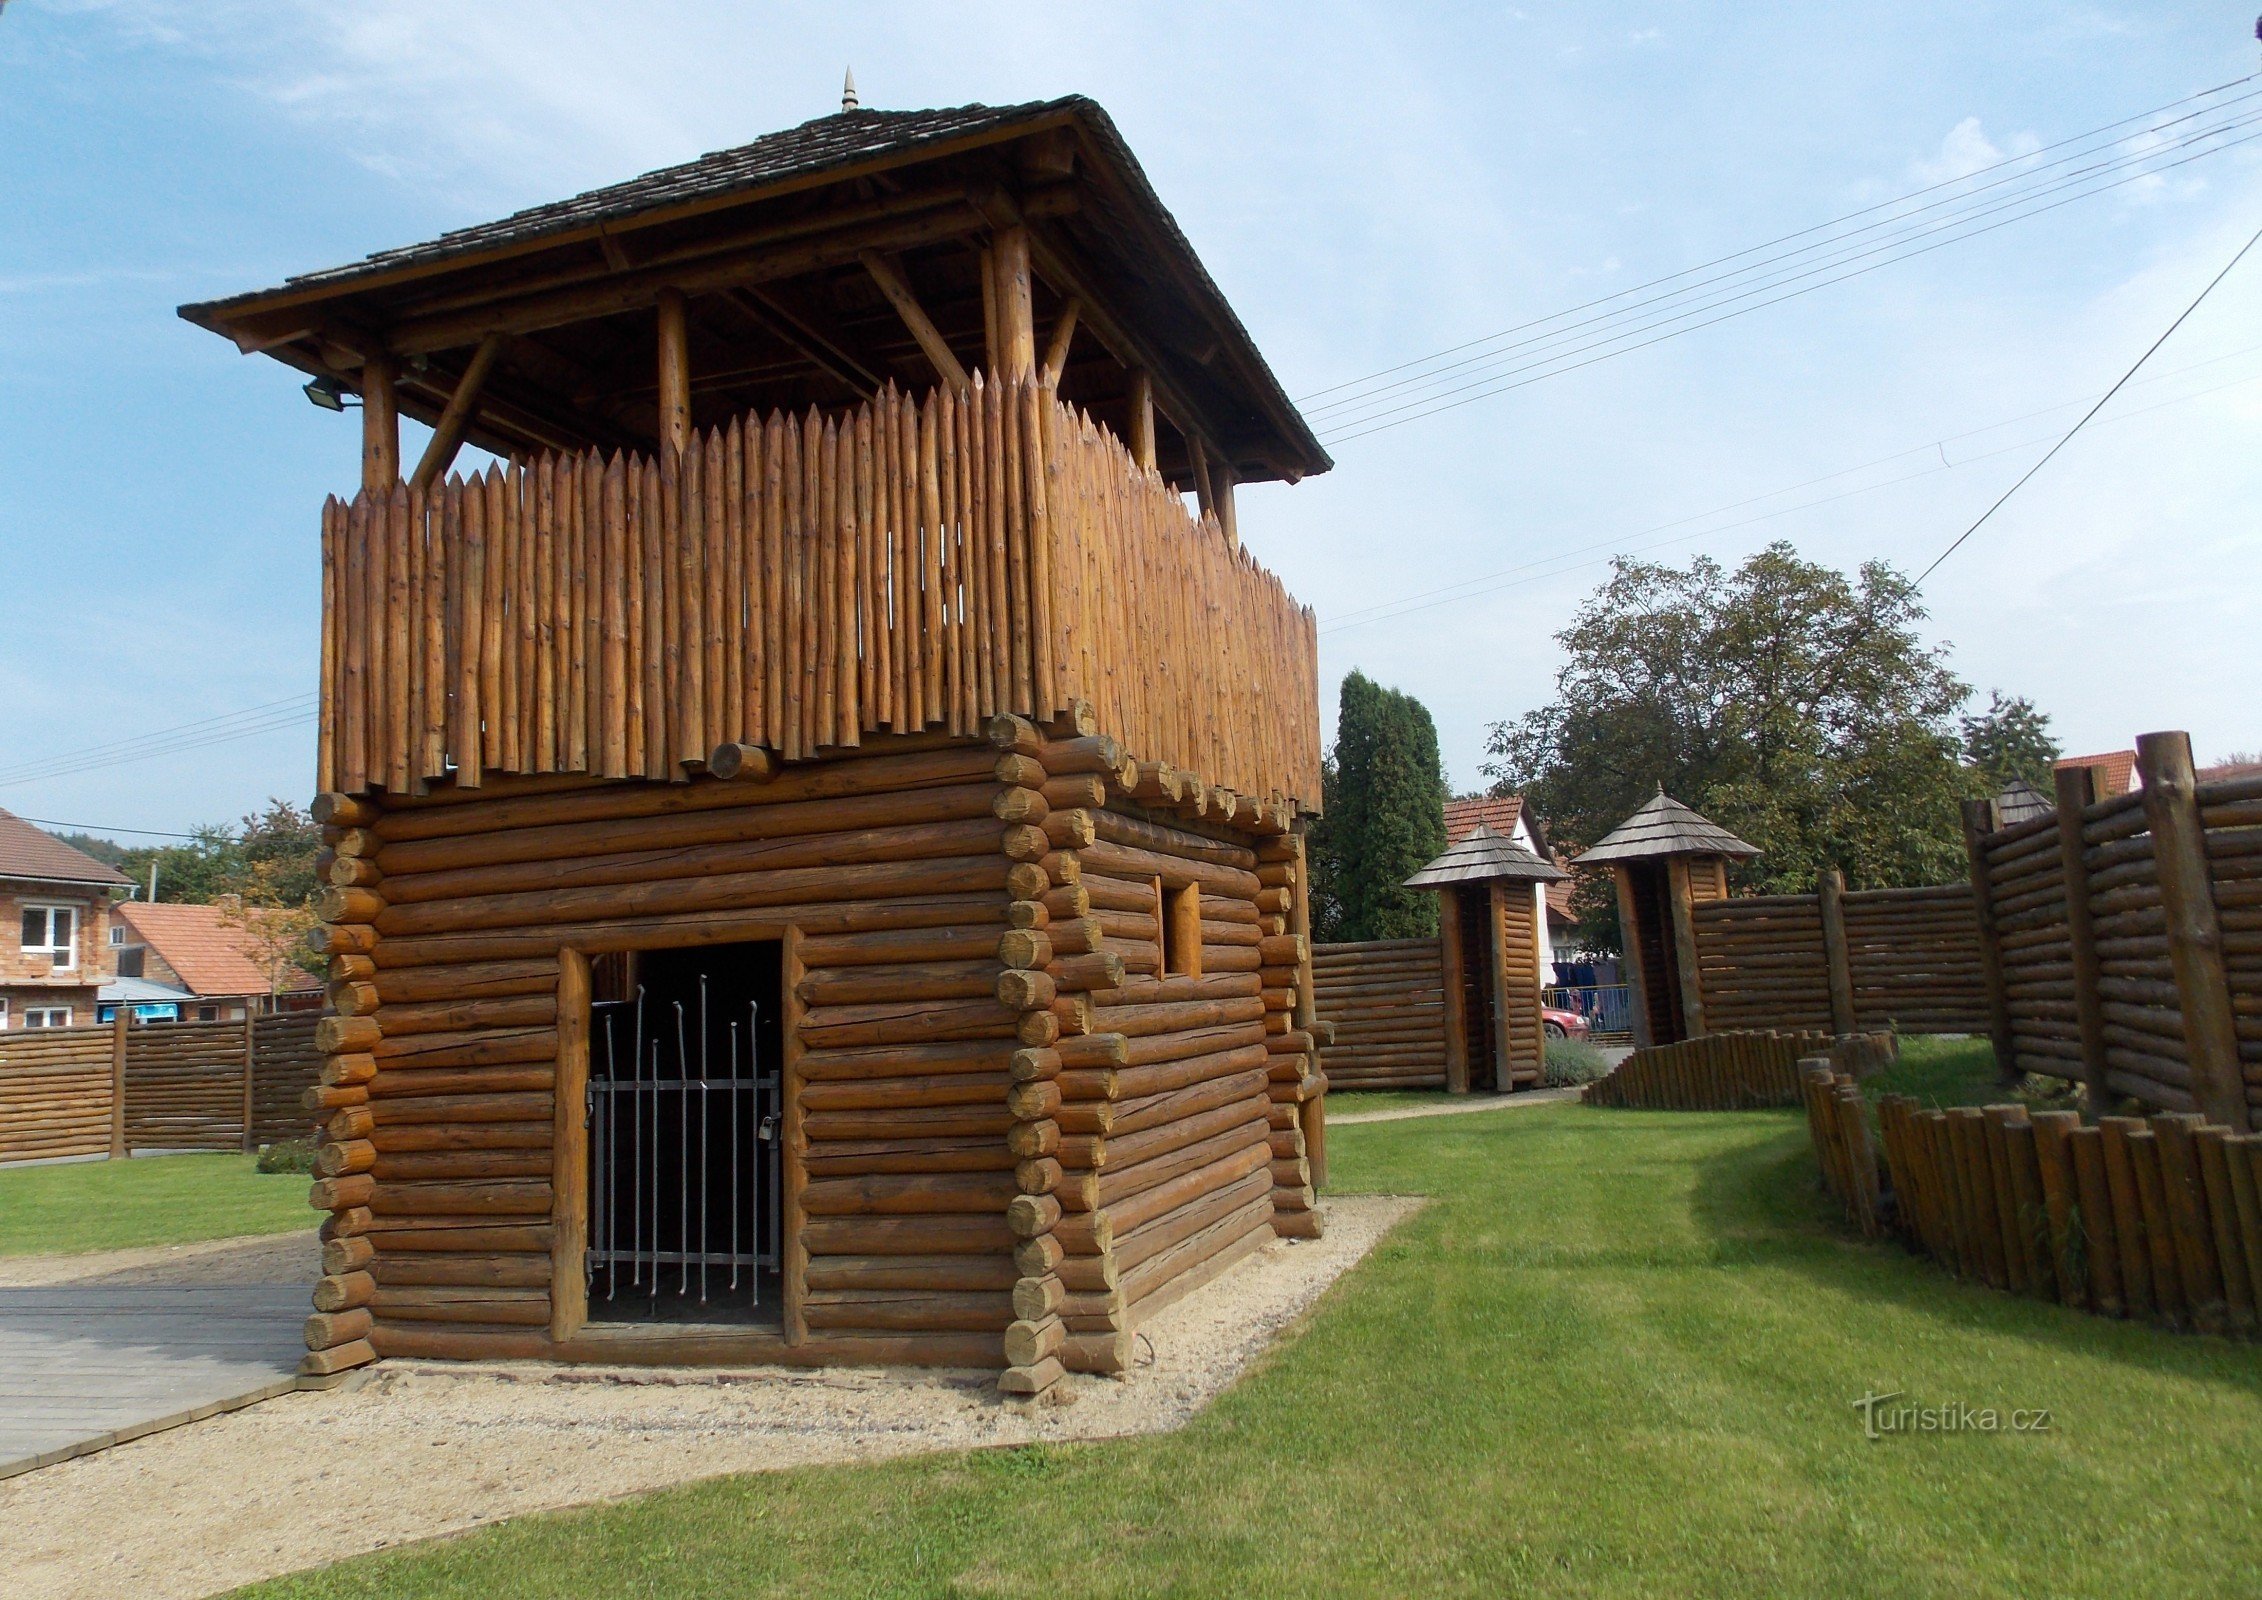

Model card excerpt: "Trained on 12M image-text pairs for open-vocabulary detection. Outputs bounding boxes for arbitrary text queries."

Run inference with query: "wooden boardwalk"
[0,1285,307,1480]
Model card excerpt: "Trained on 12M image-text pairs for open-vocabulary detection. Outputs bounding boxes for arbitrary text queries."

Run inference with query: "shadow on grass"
[1682,1107,2262,1396]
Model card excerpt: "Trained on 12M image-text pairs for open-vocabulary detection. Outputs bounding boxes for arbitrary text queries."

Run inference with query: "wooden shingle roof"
[1404,824,1569,888]
[1574,792,1760,865]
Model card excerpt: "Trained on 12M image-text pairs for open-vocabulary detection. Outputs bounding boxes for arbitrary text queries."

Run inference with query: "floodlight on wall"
[303,375,359,411]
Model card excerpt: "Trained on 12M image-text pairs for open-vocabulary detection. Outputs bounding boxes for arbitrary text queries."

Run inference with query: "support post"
[240,1010,258,1153]
[1612,865,1654,1049]
[108,1009,129,1159]
[1213,466,1239,550]
[859,251,970,390]
[1818,866,1856,1036]
[781,925,810,1344]
[990,225,1036,380]
[2136,731,2249,1130]
[1288,825,1326,1188]
[409,334,505,492]
[550,948,591,1342]
[1960,797,2018,1083]
[359,354,399,491]
[1188,434,1215,518]
[1438,888,1470,1094]
[655,288,691,460]
[2054,764,2112,1119]
[1127,369,1156,471]
[1041,296,1081,385]
[1666,856,1707,1040]
[1488,883,1514,1091]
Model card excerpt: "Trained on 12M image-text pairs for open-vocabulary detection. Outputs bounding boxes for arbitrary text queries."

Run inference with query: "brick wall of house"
[0,884,115,1027]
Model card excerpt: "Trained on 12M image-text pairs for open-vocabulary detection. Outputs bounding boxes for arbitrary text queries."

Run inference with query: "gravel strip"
[0,1195,1419,1600]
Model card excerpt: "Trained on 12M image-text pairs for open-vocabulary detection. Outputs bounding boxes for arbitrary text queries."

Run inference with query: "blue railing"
[1545,983,1634,1043]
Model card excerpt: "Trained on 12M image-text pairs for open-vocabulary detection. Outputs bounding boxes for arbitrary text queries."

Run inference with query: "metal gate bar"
[587,974,780,1311]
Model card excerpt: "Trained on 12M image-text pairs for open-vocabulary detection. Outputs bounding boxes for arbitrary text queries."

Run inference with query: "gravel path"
[0,1231,318,1289]
[0,1196,1419,1600]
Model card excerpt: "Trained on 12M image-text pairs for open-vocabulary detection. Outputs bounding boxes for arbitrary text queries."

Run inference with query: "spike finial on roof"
[842,68,859,112]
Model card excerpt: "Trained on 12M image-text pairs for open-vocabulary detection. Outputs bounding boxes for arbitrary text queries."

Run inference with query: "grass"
[236,1103,2262,1599]
[0,1152,315,1257]
[1865,1035,2082,1115]
[1326,1089,1462,1117]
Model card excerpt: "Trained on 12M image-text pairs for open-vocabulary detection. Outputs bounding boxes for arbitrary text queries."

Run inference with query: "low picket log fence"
[0,1013,324,1165]
[1801,1061,2262,1338]
[1582,1029,1897,1110]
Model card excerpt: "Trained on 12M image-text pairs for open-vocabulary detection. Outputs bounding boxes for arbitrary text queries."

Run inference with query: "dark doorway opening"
[586,941,785,1325]
[1452,884,1497,1089]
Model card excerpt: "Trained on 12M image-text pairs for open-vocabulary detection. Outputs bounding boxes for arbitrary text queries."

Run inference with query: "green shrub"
[1541,1037,1609,1088]
[256,1138,316,1175]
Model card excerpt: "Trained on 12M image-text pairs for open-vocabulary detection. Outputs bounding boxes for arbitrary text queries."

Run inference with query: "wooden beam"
[360,353,399,491]
[1960,797,2019,1082]
[1438,889,1470,1094]
[1612,866,1653,1050]
[1666,857,1706,1040]
[991,224,1036,380]
[1127,369,1156,471]
[2054,763,2111,1119]
[551,947,591,1341]
[1213,464,1239,550]
[1488,883,1514,1091]
[409,335,505,492]
[388,205,985,356]
[1818,866,1855,1036]
[726,287,881,396]
[2136,731,2249,1129]
[1041,297,1081,385]
[656,289,691,459]
[857,249,969,389]
[1188,434,1215,517]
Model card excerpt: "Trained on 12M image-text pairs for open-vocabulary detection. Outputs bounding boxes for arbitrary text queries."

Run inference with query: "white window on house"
[0,997,9,1029]
[21,905,77,969]
[24,1007,73,1028]
[110,924,126,946]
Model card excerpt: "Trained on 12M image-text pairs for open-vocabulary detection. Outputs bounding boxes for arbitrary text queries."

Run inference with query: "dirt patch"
[1330,1087,1576,1125]
[0,1195,1419,1600]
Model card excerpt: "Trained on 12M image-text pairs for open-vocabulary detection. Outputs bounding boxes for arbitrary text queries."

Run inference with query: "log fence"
[318,372,1320,816]
[1802,1061,2262,1338]
[1310,938,1447,1090]
[0,1013,323,1165]
[1583,1030,1896,1111]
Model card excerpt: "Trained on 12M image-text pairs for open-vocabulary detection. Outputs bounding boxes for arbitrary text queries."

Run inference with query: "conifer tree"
[1310,671,1448,941]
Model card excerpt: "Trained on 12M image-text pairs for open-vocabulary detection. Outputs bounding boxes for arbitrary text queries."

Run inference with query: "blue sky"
[3,2,2258,841]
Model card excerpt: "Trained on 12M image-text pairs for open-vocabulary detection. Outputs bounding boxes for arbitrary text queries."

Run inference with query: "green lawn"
[0,1153,314,1257]
[236,1103,2262,1599]
[1865,1034,2082,1115]
[1326,1088,1464,1117]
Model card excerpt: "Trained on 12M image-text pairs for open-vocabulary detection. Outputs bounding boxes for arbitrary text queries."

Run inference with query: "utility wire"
[0,694,318,788]
[1318,120,2262,441]
[1311,105,2262,433]
[15,817,207,840]
[1320,342,2262,632]
[1910,218,2262,586]
[1299,72,2258,408]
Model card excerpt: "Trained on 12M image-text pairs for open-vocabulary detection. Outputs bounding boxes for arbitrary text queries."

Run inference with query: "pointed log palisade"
[186,96,1334,1395]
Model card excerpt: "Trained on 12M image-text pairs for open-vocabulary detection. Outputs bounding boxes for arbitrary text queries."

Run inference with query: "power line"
[1317,118,2262,442]
[1319,343,2262,633]
[15,817,207,841]
[0,693,318,788]
[1312,106,2262,435]
[1299,72,2258,409]
[1910,218,2262,586]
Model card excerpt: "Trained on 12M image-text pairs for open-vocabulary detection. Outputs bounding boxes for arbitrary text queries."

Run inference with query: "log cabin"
[181,93,1332,1395]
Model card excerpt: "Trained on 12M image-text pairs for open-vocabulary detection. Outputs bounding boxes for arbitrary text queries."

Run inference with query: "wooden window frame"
[1156,876,1202,979]
[23,1006,73,1029]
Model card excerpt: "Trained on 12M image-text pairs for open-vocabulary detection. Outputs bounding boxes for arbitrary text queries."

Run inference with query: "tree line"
[1312,542,2063,951]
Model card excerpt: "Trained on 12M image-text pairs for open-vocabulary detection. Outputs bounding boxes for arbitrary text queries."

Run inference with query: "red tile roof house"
[111,901,323,1021]
[0,809,129,1031]
[1445,795,1573,979]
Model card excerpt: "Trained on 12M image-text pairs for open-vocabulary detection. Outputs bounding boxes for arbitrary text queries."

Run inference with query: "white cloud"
[1912,116,2042,185]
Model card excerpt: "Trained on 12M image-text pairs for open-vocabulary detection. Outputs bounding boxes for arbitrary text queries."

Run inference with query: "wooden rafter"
[409,335,506,491]
[858,250,969,389]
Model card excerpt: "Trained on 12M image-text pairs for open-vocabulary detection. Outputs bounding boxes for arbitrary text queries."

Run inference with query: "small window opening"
[1157,878,1203,978]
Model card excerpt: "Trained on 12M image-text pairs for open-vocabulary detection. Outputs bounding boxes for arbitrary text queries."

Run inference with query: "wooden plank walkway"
[0,1286,307,1480]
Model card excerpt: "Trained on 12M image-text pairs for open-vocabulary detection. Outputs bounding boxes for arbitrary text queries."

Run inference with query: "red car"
[1543,1005,1590,1040]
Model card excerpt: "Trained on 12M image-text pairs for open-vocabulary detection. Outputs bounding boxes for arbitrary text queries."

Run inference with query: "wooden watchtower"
[1575,793,1757,1048]
[182,95,1332,1397]
[1404,825,1567,1092]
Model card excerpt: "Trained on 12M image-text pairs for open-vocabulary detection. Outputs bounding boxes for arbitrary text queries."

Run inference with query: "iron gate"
[587,973,782,1315]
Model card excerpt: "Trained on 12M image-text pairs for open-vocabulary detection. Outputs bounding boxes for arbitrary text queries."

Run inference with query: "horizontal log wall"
[319,372,1319,814]
[1983,765,2262,1121]
[1693,886,1987,1037]
[0,1015,323,1166]
[1805,1062,2262,1340]
[1584,1029,1893,1111]
[1311,939,1446,1090]
[0,1025,113,1164]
